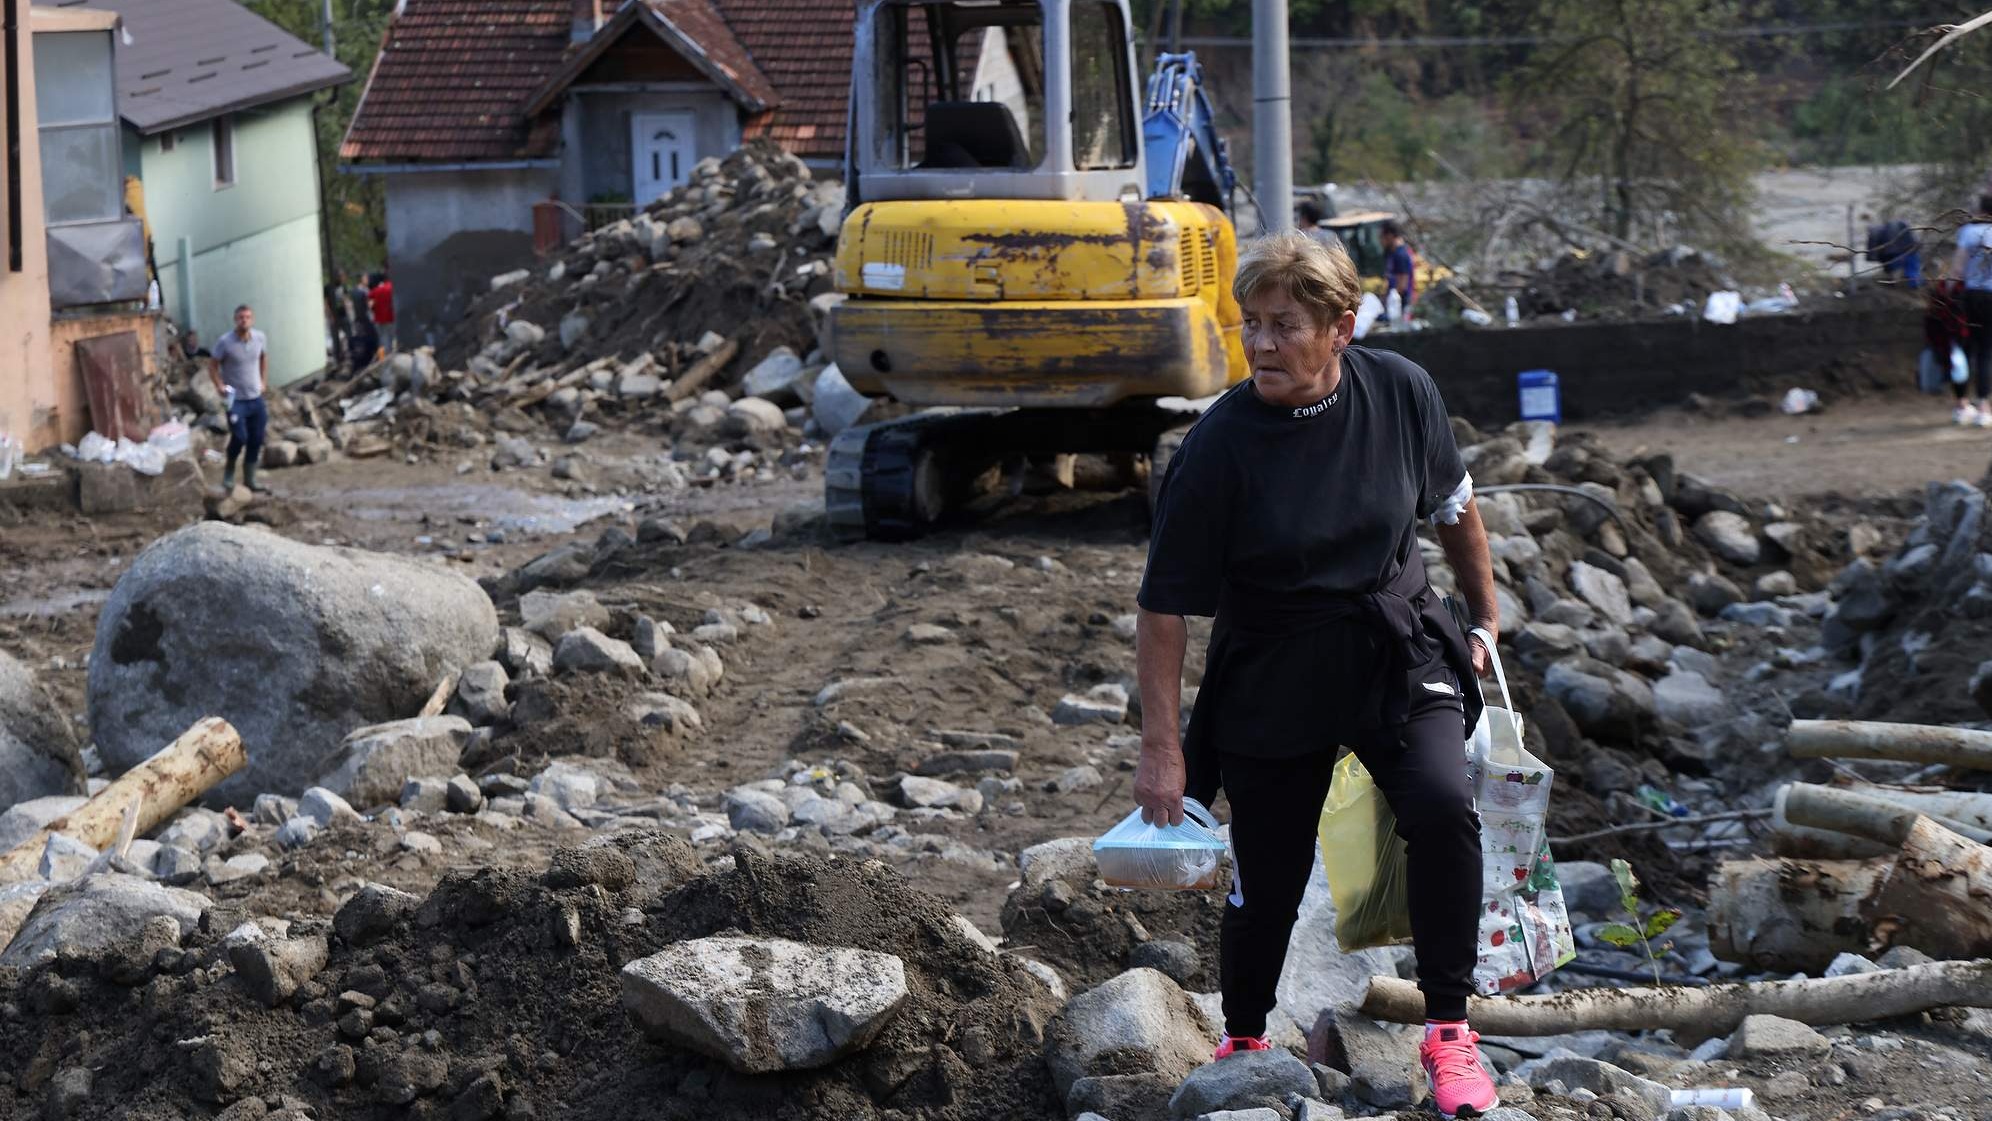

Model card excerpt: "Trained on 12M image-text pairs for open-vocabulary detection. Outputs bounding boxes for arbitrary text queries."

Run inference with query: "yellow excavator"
[825,0,1248,539]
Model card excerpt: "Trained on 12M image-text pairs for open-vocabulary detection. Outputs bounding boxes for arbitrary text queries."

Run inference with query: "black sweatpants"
[1966,289,1992,402]
[1217,685,1481,1033]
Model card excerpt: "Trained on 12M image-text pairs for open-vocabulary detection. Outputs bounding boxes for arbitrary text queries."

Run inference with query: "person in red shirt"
[367,271,396,353]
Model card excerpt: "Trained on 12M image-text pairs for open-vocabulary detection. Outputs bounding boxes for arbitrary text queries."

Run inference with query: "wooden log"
[1788,720,1992,771]
[665,338,740,402]
[1872,815,1992,961]
[1706,856,1887,972]
[417,670,461,719]
[1847,782,1992,832]
[0,718,246,885]
[1782,782,1992,846]
[1362,959,1992,1035]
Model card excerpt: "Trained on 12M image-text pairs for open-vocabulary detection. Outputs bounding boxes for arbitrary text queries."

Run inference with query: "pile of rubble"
[1467,247,1746,323]
[291,141,873,487]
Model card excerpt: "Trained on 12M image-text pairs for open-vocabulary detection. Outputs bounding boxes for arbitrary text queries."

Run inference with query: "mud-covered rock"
[0,873,208,968]
[0,647,86,811]
[88,523,498,800]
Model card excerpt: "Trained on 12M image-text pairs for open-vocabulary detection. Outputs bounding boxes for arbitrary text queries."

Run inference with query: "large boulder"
[0,872,209,968]
[1276,856,1413,1028]
[0,648,86,810]
[87,523,499,801]
[1044,968,1216,1097]
[621,936,909,1072]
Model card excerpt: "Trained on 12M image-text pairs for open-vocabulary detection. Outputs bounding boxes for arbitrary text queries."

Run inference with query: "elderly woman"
[1134,232,1500,1118]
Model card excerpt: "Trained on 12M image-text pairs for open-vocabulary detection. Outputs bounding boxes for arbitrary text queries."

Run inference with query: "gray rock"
[915,749,1019,776]
[1824,952,1880,977]
[275,816,321,849]
[1169,1050,1316,1117]
[520,589,610,641]
[1569,562,1635,626]
[1687,572,1745,617]
[1555,860,1620,916]
[251,793,297,827]
[1066,1074,1179,1121]
[229,932,330,1006]
[0,873,209,968]
[498,627,554,679]
[724,788,789,833]
[205,853,269,885]
[400,777,449,813]
[1311,1009,1426,1108]
[1044,968,1215,1096]
[1649,598,1707,647]
[153,843,202,883]
[1048,765,1104,794]
[1129,939,1201,986]
[1830,560,1896,633]
[333,882,418,946]
[316,716,474,809]
[45,1065,91,1118]
[1053,683,1130,726]
[652,646,718,697]
[443,774,485,815]
[1019,836,1096,888]
[553,627,646,675]
[528,761,602,810]
[1753,570,1799,599]
[1728,1014,1831,1060]
[627,692,703,734]
[1276,864,1409,1027]
[725,396,789,436]
[904,623,956,645]
[1515,1055,1670,1114]
[88,523,499,801]
[741,346,808,402]
[632,616,673,661]
[450,661,510,726]
[0,795,86,851]
[0,648,85,810]
[896,775,983,813]
[621,935,908,1072]
[155,808,228,853]
[1653,671,1727,729]
[39,833,95,882]
[1479,1111,1536,1121]
[1719,601,1794,628]
[1545,658,1654,739]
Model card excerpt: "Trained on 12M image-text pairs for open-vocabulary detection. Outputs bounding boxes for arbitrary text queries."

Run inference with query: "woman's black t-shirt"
[1138,344,1467,617]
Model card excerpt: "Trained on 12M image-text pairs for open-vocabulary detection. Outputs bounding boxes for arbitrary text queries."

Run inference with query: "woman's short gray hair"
[1233,230,1363,326]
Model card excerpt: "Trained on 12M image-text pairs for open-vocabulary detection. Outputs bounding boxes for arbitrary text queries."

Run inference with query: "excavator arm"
[1142,51,1236,213]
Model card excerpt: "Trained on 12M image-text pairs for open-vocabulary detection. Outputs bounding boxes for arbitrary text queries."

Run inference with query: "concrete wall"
[570,88,738,202]
[138,99,328,386]
[1365,303,1926,428]
[384,166,559,349]
[0,22,57,451]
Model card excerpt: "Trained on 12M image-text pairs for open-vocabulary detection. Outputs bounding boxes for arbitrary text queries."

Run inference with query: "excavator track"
[826,405,1200,542]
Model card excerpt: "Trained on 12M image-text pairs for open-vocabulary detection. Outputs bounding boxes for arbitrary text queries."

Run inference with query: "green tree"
[240,0,396,278]
[1512,0,1764,248]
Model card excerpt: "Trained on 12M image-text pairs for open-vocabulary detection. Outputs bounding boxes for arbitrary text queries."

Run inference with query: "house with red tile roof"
[339,0,854,345]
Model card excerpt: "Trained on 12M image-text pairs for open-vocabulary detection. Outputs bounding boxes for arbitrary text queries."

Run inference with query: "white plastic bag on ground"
[115,437,165,476]
[147,421,191,458]
[1778,388,1820,415]
[1093,797,1228,890]
[1467,629,1577,994]
[76,432,114,463]
[1702,291,1742,324]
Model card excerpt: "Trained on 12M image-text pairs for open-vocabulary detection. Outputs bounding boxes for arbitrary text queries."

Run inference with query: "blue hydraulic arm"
[1142,51,1237,215]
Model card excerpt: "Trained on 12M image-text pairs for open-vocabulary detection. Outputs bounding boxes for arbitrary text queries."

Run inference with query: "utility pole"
[320,0,334,57]
[1251,0,1292,232]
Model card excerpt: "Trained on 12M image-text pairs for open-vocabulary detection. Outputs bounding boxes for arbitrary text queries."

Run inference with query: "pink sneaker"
[1214,1033,1272,1060]
[1419,1022,1498,1119]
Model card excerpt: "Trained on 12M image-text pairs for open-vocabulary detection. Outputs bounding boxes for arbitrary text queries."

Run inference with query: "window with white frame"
[212,116,236,188]
[33,30,121,226]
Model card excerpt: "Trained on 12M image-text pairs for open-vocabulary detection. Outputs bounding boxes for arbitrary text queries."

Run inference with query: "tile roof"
[82,0,352,134]
[342,0,852,165]
[522,0,776,119]
[340,0,572,162]
[714,0,852,160]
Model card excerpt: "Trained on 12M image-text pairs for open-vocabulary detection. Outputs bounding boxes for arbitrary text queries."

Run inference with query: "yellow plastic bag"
[1318,752,1414,950]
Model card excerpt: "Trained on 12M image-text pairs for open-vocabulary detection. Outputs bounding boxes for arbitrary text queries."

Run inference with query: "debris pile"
[290,142,875,486]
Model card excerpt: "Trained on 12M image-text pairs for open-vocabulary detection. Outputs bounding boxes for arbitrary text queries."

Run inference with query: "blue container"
[1517,369,1561,424]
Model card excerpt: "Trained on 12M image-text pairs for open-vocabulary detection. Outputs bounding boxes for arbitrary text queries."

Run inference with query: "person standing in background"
[325,270,354,369]
[1953,196,1992,425]
[1382,220,1418,322]
[209,305,270,493]
[367,271,397,354]
[1866,213,1922,289]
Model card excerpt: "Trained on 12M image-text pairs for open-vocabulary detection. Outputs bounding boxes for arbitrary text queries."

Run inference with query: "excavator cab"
[826,0,1247,539]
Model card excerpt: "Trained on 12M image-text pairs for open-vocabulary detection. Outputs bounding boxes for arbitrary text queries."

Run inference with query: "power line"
[1174,17,1938,50]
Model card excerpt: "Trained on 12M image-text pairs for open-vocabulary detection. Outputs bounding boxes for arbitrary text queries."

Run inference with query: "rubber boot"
[244,462,268,494]
[221,458,236,492]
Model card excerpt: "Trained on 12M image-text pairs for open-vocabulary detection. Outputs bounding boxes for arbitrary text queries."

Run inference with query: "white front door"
[632,112,697,205]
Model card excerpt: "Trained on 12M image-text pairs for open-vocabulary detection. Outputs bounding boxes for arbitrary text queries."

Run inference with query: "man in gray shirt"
[209,304,270,492]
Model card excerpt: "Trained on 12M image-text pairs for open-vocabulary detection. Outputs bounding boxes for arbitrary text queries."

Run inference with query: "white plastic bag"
[76,431,114,463]
[1093,798,1228,890]
[1702,291,1742,324]
[147,421,191,458]
[115,437,165,477]
[1466,629,1577,994]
